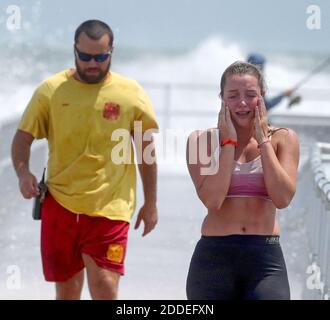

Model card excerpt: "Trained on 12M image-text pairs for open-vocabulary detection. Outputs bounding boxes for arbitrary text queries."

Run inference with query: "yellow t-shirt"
[18,69,158,222]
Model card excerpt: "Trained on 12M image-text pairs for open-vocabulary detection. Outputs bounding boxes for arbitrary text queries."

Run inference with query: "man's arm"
[265,88,293,110]
[264,95,284,110]
[11,130,39,198]
[133,135,158,237]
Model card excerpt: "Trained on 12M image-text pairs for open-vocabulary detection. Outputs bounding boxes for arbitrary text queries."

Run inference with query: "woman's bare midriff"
[201,197,279,236]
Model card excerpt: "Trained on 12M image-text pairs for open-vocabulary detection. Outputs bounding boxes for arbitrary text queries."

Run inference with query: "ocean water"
[1,36,329,119]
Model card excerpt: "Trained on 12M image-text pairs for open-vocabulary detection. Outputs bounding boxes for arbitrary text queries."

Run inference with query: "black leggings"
[186,235,290,300]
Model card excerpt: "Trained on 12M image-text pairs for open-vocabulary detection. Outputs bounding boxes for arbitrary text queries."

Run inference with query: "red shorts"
[41,193,130,282]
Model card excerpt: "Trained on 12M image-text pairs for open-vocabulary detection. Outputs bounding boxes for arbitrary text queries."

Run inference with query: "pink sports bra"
[214,138,271,201]
[226,155,271,201]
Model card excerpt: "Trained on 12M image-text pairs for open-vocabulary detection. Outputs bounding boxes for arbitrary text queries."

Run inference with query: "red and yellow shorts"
[41,193,130,282]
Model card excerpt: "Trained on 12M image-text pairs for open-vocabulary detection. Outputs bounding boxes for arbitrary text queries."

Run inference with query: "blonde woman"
[186,61,299,300]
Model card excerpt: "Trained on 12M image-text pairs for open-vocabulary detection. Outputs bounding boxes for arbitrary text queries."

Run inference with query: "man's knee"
[89,270,120,300]
[56,271,84,300]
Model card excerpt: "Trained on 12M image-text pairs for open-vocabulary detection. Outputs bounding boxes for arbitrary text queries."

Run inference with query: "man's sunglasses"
[75,46,112,62]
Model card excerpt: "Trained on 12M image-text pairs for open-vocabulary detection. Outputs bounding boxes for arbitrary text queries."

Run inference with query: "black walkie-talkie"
[32,168,47,220]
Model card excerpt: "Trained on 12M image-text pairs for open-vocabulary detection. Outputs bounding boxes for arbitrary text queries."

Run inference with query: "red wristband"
[220,139,238,148]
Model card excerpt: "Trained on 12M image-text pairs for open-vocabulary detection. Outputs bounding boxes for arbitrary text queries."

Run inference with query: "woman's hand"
[217,102,237,141]
[254,96,269,144]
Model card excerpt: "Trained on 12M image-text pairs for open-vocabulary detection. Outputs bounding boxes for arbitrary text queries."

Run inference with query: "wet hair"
[74,20,114,47]
[219,61,266,97]
[220,61,286,137]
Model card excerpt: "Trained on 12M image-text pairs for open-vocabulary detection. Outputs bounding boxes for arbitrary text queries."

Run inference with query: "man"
[247,53,295,110]
[11,20,158,300]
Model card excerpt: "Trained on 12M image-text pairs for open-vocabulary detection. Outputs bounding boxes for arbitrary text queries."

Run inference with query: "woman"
[186,61,299,300]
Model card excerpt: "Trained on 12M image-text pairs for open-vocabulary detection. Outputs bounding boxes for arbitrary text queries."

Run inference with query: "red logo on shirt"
[103,102,120,120]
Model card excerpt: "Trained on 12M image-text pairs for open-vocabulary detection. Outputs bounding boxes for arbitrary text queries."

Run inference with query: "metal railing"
[293,142,330,299]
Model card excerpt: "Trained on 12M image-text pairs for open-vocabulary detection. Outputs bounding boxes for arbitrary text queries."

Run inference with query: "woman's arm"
[260,128,300,209]
[186,129,235,211]
[255,97,300,209]
[187,104,237,211]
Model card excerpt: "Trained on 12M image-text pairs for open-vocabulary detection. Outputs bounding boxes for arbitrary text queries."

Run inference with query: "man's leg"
[55,269,85,300]
[82,253,120,300]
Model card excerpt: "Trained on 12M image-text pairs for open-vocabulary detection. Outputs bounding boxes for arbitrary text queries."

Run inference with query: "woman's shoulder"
[271,127,299,146]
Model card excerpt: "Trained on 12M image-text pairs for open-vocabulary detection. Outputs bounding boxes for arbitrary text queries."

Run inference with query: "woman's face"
[222,74,261,127]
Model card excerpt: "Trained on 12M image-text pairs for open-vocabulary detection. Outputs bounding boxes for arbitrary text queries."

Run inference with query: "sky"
[0,0,329,54]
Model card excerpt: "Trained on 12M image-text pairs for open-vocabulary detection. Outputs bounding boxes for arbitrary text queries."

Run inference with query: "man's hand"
[134,203,158,237]
[283,88,294,97]
[18,171,40,199]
